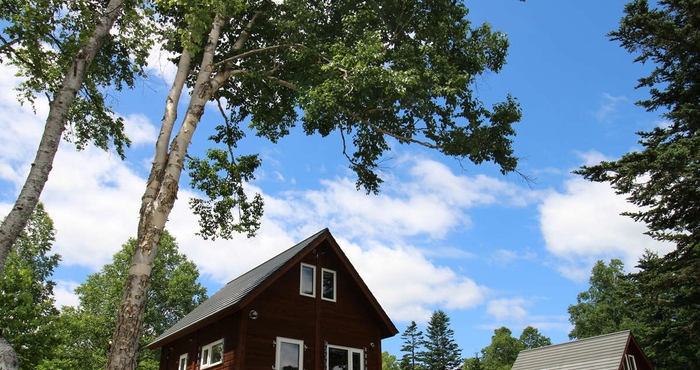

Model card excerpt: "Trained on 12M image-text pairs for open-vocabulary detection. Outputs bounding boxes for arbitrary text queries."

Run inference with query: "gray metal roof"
[512,330,631,370]
[148,228,328,348]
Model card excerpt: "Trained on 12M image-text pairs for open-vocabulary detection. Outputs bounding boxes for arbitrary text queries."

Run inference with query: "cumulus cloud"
[538,169,674,281]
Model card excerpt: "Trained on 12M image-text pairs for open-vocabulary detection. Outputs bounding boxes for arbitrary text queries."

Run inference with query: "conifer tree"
[419,310,462,370]
[400,321,424,370]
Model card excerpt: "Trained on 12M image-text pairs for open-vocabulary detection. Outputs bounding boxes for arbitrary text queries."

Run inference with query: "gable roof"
[512,330,643,370]
[148,228,398,349]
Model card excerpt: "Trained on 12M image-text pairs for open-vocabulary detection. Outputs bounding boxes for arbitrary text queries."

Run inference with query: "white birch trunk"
[106,15,228,368]
[0,1,127,369]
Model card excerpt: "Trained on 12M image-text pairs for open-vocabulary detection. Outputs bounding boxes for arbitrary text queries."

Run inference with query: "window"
[627,355,637,370]
[300,263,316,297]
[276,337,304,370]
[327,345,363,370]
[322,268,336,302]
[201,339,224,368]
[178,353,188,370]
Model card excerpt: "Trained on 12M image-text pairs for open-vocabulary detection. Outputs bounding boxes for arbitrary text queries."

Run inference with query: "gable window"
[322,268,336,302]
[327,344,363,370]
[300,263,316,297]
[276,337,304,370]
[178,353,188,370]
[201,339,224,368]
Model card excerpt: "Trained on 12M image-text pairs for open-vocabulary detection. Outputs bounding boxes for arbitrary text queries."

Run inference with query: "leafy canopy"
[0,203,61,369]
[43,231,207,370]
[0,0,154,158]
[154,0,524,238]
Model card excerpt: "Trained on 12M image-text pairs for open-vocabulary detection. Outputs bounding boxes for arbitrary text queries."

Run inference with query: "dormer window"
[300,263,316,297]
[322,268,336,302]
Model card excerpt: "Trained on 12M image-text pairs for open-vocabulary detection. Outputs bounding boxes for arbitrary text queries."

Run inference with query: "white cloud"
[593,93,627,122]
[538,176,674,281]
[122,113,157,146]
[53,280,80,309]
[479,296,571,337]
[486,297,529,322]
[145,42,178,86]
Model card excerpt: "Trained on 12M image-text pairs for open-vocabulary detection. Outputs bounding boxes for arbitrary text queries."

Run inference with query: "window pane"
[329,348,348,370]
[280,342,300,370]
[301,265,314,295]
[179,356,187,370]
[322,270,334,300]
[203,349,210,365]
[211,342,223,364]
[352,352,361,370]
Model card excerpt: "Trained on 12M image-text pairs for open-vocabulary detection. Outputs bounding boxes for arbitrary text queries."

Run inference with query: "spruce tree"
[400,321,424,370]
[419,310,462,370]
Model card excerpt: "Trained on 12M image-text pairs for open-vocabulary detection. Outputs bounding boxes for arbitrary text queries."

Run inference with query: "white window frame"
[276,337,304,370]
[321,268,337,302]
[627,355,637,370]
[178,353,188,370]
[300,263,316,297]
[201,339,224,369]
[327,344,363,370]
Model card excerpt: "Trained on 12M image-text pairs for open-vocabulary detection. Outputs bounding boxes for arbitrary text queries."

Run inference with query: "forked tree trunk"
[106,14,235,368]
[0,1,127,369]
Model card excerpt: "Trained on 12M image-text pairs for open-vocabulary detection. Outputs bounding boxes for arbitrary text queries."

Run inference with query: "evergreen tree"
[400,321,424,370]
[576,0,700,251]
[419,310,462,370]
[626,249,700,370]
[0,203,61,369]
[463,353,483,370]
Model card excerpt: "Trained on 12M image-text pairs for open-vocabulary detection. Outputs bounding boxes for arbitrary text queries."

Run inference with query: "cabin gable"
[151,229,397,370]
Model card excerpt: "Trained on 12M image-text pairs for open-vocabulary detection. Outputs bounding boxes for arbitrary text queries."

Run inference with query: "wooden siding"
[156,239,387,370]
[158,313,241,370]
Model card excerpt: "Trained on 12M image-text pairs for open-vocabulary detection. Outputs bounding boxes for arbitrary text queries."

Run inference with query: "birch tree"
[0,1,152,366]
[108,0,524,367]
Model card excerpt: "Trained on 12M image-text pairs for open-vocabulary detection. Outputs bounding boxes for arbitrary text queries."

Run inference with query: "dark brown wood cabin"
[148,228,398,370]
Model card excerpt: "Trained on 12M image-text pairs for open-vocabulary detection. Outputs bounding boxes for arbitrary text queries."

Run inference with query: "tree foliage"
[517,327,551,350]
[383,351,401,370]
[44,231,207,370]
[419,310,462,370]
[466,326,550,370]
[567,259,633,340]
[400,321,424,370]
[0,0,152,154]
[110,0,524,366]
[0,203,61,369]
[625,249,700,370]
[479,327,520,370]
[575,0,700,251]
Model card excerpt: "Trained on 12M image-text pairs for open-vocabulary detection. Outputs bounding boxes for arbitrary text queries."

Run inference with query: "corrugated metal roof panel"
[148,228,327,347]
[512,330,630,370]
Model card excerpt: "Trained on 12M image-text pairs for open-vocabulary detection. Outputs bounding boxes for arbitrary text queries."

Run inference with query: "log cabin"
[148,228,398,370]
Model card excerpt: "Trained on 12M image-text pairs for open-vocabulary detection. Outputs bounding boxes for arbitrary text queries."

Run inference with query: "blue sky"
[0,0,674,359]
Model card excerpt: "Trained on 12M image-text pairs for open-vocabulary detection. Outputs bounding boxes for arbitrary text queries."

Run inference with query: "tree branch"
[212,44,302,70]
[348,111,442,150]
